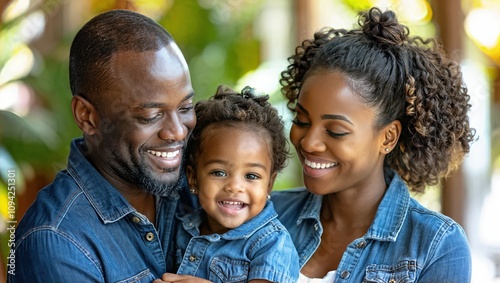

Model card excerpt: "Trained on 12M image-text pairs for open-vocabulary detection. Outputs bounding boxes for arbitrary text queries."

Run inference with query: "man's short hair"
[69,9,174,105]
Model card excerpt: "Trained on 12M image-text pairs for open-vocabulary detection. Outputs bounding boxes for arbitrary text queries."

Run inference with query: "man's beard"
[135,165,185,196]
[116,152,187,197]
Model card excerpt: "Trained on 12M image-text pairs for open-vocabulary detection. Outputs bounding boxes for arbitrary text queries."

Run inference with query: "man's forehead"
[110,45,186,71]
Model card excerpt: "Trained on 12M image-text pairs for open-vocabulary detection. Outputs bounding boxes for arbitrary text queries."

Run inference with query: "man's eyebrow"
[321,114,353,125]
[136,92,195,109]
[136,103,165,109]
[182,91,195,102]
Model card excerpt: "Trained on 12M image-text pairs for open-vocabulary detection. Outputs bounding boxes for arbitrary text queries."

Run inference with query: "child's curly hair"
[280,7,476,192]
[187,85,290,174]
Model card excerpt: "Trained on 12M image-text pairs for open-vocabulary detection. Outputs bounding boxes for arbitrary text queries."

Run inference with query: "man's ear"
[186,165,198,194]
[72,95,99,136]
[380,120,401,154]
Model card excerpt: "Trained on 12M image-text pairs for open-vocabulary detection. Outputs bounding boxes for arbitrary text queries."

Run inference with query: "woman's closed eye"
[292,118,309,127]
[326,129,349,138]
[293,117,349,138]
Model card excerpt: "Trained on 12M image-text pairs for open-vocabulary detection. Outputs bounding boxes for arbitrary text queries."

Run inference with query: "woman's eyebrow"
[296,103,309,115]
[297,102,353,125]
[321,114,353,125]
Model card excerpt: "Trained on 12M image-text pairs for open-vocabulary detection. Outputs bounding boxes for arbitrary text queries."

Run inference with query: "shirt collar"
[66,138,136,223]
[66,138,180,224]
[364,170,410,241]
[296,191,323,225]
[291,170,410,242]
[179,200,278,240]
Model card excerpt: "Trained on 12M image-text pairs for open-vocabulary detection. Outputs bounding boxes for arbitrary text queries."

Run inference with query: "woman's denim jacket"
[175,201,300,283]
[271,170,472,283]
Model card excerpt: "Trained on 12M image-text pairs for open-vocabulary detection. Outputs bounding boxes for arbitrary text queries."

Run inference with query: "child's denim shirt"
[175,201,300,283]
[271,170,472,283]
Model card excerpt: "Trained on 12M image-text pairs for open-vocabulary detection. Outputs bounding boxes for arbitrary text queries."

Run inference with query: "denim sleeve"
[7,229,102,283]
[247,227,300,283]
[418,222,472,283]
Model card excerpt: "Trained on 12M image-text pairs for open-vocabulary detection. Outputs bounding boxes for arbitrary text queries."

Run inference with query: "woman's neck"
[321,173,387,228]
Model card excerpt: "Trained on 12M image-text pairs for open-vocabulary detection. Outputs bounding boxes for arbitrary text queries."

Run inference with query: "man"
[8,9,196,282]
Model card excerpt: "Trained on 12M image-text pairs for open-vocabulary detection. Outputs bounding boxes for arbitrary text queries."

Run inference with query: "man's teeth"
[147,150,179,158]
[304,159,338,169]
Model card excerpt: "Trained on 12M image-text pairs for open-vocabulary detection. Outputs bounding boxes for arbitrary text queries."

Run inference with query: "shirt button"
[189,255,197,262]
[132,216,141,223]
[314,223,319,231]
[145,232,154,241]
[340,271,350,279]
[356,240,366,248]
[389,280,396,283]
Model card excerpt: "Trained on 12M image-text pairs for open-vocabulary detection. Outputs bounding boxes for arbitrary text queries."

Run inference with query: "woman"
[272,7,476,283]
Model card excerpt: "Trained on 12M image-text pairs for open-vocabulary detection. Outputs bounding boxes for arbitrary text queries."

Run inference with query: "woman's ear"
[186,165,198,194]
[72,95,99,136]
[380,120,401,154]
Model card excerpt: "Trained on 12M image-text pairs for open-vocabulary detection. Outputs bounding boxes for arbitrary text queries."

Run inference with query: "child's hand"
[153,273,213,283]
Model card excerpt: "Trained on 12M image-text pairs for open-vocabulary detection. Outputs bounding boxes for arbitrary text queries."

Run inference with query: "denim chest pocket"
[364,260,416,283]
[209,257,250,283]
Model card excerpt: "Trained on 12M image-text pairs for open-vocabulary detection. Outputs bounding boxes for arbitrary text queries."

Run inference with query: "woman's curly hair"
[187,85,290,174]
[280,7,476,192]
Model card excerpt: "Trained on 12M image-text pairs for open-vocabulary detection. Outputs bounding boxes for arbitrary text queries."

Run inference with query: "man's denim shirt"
[271,170,472,283]
[8,138,185,282]
[175,201,300,283]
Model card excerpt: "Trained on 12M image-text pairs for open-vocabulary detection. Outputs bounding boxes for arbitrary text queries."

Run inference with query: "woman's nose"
[300,127,326,153]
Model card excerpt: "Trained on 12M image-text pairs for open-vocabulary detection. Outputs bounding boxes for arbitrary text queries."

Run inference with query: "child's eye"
[245,173,260,180]
[210,171,227,177]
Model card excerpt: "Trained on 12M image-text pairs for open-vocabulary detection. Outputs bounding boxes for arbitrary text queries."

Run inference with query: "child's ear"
[267,171,278,194]
[186,165,198,194]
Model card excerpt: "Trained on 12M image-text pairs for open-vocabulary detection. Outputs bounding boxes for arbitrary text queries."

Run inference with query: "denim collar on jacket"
[177,200,278,240]
[66,138,180,224]
[293,169,409,242]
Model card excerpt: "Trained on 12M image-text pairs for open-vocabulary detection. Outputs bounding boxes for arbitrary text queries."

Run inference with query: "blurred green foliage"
[160,0,263,100]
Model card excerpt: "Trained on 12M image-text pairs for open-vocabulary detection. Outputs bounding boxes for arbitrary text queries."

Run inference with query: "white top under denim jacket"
[271,170,472,283]
[174,201,300,283]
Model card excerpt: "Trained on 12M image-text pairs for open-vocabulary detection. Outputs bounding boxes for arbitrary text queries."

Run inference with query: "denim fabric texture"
[7,138,184,282]
[175,201,300,283]
[271,170,472,283]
